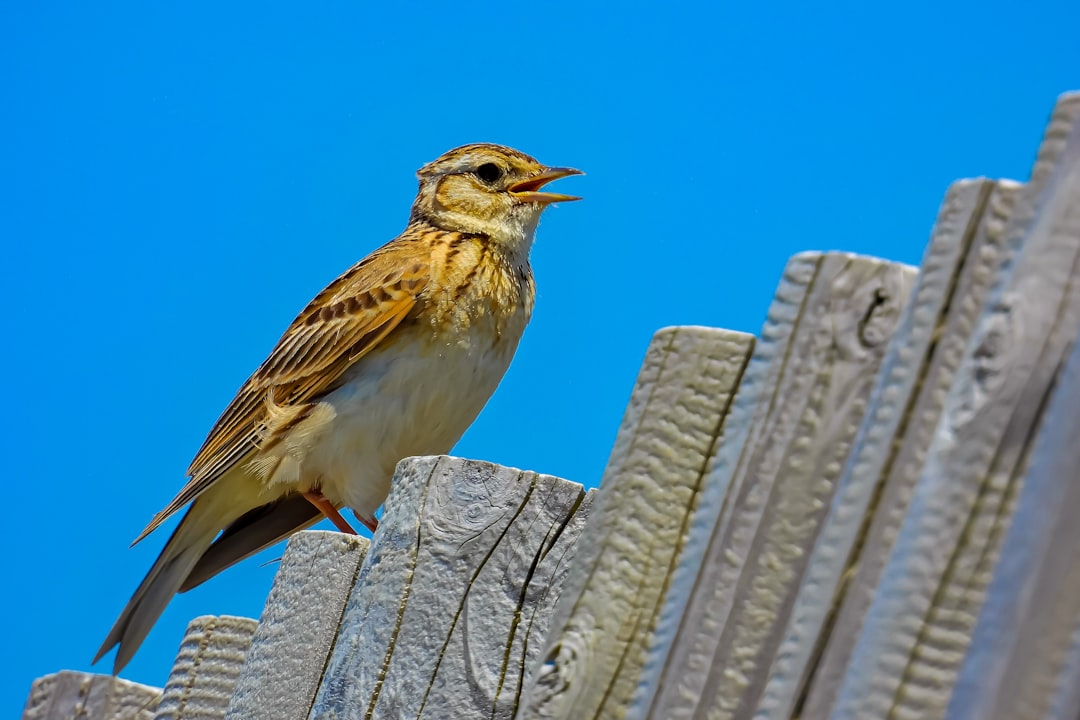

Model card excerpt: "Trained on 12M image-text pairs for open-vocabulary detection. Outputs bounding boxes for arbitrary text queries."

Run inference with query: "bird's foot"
[353,509,379,534]
[302,491,358,535]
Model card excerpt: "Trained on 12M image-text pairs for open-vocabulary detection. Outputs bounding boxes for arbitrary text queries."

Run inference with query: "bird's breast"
[309,268,533,516]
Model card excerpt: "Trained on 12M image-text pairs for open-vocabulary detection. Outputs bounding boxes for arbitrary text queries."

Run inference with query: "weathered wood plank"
[633,252,918,720]
[225,531,369,720]
[155,615,258,720]
[774,177,1022,720]
[629,253,822,720]
[22,671,162,720]
[946,269,1080,720]
[518,326,755,718]
[827,90,1080,720]
[309,455,592,720]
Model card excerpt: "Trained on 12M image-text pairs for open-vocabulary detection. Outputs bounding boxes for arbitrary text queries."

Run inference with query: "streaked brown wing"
[132,236,431,544]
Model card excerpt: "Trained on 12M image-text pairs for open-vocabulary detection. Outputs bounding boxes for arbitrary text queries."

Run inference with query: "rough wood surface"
[784,178,1021,720]
[155,615,258,720]
[827,90,1080,720]
[309,455,592,720]
[225,531,369,720]
[634,252,918,720]
[20,90,1080,720]
[518,326,755,718]
[22,671,162,720]
[946,265,1080,720]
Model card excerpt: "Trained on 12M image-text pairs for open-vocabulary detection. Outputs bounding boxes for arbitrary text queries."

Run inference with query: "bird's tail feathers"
[94,471,261,674]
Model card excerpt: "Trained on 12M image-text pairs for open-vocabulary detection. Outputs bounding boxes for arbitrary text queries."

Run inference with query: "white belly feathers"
[281,319,522,522]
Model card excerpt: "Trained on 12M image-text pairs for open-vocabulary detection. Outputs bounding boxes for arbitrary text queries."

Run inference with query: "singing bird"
[95,143,582,673]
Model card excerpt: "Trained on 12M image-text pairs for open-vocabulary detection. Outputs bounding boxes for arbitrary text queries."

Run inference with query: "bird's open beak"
[509,167,584,204]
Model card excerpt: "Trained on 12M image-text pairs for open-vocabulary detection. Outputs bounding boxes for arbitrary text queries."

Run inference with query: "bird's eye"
[475,163,504,184]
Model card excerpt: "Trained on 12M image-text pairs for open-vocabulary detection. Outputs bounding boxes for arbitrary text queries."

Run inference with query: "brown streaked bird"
[95,143,582,673]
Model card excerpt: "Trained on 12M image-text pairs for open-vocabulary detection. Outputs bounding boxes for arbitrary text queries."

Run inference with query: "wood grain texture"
[22,671,162,720]
[155,615,258,720]
[946,257,1080,720]
[828,90,1080,720]
[225,531,369,720]
[310,455,591,720]
[629,253,819,720]
[518,326,755,719]
[634,252,918,720]
[788,178,1022,720]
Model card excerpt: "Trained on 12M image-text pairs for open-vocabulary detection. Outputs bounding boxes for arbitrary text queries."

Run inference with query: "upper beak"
[509,166,584,204]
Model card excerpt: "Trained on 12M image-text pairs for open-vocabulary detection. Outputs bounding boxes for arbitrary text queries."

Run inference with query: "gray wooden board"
[518,326,755,718]
[827,90,1080,720]
[225,531,369,720]
[947,313,1080,720]
[944,93,1080,720]
[309,455,591,720]
[633,252,918,720]
[777,178,1021,720]
[155,615,257,720]
[630,253,821,720]
[22,671,162,720]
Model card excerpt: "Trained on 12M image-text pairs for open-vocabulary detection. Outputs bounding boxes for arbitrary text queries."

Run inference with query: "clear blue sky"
[4,1,1078,712]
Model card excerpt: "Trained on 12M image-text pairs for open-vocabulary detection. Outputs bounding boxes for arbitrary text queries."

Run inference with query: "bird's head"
[410,143,582,256]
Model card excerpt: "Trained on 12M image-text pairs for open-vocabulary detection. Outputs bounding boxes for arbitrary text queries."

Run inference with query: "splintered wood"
[519,326,755,718]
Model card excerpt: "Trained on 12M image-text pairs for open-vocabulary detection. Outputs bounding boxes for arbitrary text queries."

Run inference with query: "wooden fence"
[22,90,1080,720]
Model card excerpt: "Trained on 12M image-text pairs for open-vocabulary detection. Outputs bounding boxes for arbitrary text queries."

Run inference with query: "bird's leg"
[353,509,379,534]
[302,491,358,535]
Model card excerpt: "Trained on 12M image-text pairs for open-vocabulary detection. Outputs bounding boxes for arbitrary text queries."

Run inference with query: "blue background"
[4,1,1078,712]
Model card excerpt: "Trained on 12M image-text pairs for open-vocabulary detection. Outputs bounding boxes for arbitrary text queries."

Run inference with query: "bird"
[94,143,582,673]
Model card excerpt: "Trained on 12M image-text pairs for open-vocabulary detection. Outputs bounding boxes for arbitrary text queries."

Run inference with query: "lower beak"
[509,166,584,204]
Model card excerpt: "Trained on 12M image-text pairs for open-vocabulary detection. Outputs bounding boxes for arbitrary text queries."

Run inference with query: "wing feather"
[132,235,433,544]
